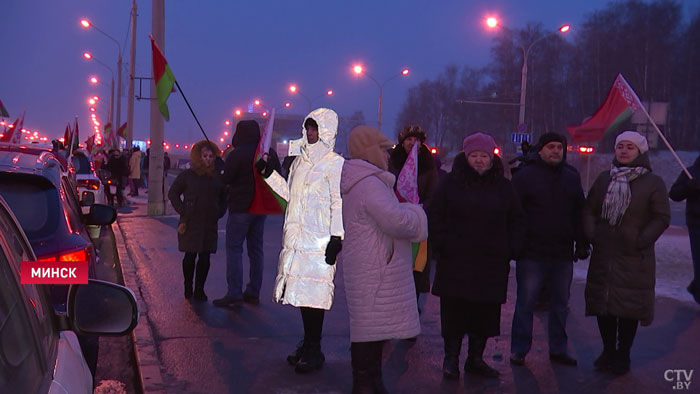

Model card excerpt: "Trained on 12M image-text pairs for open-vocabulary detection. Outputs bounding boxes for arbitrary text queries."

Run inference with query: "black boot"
[295,341,325,373]
[193,256,210,301]
[287,339,306,366]
[370,341,389,394]
[442,337,462,380]
[464,336,499,378]
[182,255,195,299]
[351,342,375,394]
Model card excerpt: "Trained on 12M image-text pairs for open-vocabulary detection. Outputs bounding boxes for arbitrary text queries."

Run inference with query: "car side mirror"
[67,279,139,336]
[80,191,95,206]
[83,203,117,225]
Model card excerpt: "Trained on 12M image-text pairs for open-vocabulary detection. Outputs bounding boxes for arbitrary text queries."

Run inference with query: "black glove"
[254,159,267,175]
[325,236,342,265]
[574,246,591,261]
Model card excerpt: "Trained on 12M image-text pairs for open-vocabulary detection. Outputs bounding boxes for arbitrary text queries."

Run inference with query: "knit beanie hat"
[615,130,649,154]
[348,125,394,171]
[537,132,567,151]
[462,132,496,158]
[397,125,427,145]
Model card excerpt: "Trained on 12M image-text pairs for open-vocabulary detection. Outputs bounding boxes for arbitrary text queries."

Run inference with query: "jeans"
[225,212,266,298]
[511,259,573,355]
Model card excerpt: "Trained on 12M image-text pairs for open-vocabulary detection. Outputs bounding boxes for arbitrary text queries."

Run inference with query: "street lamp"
[80,18,124,133]
[288,84,334,113]
[486,17,570,129]
[83,52,115,126]
[352,64,410,131]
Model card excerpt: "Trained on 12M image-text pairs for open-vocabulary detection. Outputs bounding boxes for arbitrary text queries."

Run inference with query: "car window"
[71,154,92,175]
[60,177,84,233]
[0,247,46,392]
[0,174,59,240]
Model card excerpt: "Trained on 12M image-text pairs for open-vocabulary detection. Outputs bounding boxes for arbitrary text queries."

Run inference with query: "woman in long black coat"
[429,133,524,379]
[168,140,226,301]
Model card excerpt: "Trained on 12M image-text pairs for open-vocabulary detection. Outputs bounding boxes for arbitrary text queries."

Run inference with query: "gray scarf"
[602,165,649,225]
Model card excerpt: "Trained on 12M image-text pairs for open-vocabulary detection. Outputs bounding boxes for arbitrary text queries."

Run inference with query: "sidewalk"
[115,195,700,394]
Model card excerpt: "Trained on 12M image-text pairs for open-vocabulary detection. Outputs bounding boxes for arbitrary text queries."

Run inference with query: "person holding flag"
[429,133,524,379]
[257,108,344,374]
[213,120,281,307]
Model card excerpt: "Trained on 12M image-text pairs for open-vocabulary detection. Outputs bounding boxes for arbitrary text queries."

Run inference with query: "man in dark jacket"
[669,154,700,305]
[509,132,589,367]
[103,149,129,207]
[213,120,281,306]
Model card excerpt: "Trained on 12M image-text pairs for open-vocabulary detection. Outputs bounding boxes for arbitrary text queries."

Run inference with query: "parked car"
[0,194,138,394]
[0,142,118,374]
[71,150,106,212]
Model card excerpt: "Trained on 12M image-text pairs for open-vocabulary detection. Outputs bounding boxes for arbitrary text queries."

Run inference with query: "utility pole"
[126,0,137,149]
[148,0,165,216]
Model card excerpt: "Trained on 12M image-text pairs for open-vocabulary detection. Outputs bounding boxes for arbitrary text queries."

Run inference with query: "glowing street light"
[353,65,363,75]
[88,98,96,105]
[234,109,242,117]
[254,99,261,106]
[82,52,93,60]
[90,76,99,84]
[288,84,335,112]
[224,120,230,126]
[486,17,498,28]
[351,64,410,131]
[284,102,291,108]
[326,90,334,96]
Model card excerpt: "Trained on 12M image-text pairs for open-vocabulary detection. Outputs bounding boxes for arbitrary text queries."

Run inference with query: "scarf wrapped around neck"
[602,165,649,225]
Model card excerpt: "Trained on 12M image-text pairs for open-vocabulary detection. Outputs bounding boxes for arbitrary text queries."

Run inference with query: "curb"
[112,220,167,394]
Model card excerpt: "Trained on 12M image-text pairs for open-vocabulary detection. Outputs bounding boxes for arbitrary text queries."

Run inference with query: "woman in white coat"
[262,108,345,373]
[340,125,428,393]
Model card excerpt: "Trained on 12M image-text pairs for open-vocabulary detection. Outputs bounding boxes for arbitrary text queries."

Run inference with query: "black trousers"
[300,307,325,343]
[596,315,639,356]
[440,296,501,339]
[183,252,211,290]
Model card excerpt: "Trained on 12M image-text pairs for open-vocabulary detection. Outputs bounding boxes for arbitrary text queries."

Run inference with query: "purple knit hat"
[462,133,496,158]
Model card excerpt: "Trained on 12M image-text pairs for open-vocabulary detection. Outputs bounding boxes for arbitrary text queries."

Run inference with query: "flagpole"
[639,105,692,179]
[173,80,209,142]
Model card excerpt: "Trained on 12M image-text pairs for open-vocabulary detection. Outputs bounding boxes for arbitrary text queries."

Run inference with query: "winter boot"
[442,337,462,380]
[287,340,306,366]
[295,341,325,373]
[369,341,389,394]
[182,257,195,299]
[193,257,210,301]
[464,336,499,378]
[351,342,375,394]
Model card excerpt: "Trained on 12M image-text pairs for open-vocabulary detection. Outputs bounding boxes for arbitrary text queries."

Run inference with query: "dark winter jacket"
[103,151,128,179]
[430,154,524,303]
[669,155,700,226]
[583,153,670,326]
[168,140,226,254]
[511,155,587,263]
[222,120,281,212]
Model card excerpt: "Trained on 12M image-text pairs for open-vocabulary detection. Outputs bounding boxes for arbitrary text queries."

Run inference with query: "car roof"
[0,143,70,171]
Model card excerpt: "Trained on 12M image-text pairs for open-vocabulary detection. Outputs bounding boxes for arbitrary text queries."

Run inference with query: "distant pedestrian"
[509,132,589,367]
[669,152,700,305]
[430,133,524,379]
[584,131,670,374]
[388,125,438,312]
[128,146,142,196]
[341,125,428,392]
[164,151,171,178]
[262,108,344,374]
[103,149,128,207]
[168,140,226,301]
[213,120,281,307]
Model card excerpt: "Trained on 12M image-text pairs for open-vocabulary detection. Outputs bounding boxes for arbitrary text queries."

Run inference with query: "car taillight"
[37,248,89,262]
[78,179,101,190]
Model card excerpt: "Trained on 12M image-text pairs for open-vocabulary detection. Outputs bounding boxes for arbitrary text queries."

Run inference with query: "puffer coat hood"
[190,140,221,177]
[301,108,338,164]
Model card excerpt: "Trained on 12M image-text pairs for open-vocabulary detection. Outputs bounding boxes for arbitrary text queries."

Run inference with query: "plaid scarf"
[602,165,649,225]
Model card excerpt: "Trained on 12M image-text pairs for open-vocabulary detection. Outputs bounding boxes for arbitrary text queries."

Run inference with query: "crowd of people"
[165,106,691,393]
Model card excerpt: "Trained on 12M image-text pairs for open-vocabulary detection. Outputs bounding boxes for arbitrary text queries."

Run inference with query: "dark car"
[0,194,137,393]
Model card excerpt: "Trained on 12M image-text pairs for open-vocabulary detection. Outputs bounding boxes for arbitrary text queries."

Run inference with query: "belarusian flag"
[149,34,176,121]
[250,108,286,214]
[0,99,9,118]
[395,142,428,272]
[63,123,71,145]
[85,135,95,154]
[117,122,127,139]
[0,110,25,144]
[567,74,643,142]
[67,117,79,158]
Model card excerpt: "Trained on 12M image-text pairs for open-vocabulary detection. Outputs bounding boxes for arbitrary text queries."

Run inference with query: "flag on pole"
[63,123,71,145]
[103,122,113,135]
[149,34,176,121]
[249,108,285,214]
[67,117,79,159]
[394,142,428,271]
[0,110,25,144]
[0,99,9,118]
[567,74,643,142]
[85,135,95,154]
[116,122,127,139]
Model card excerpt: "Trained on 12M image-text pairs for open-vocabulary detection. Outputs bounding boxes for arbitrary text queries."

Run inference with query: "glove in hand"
[574,246,591,261]
[325,236,342,265]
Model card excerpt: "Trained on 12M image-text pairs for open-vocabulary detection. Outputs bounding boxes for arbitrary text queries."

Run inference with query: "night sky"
[3,0,698,149]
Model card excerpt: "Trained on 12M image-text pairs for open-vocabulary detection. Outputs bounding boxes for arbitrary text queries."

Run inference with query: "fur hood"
[190,140,221,177]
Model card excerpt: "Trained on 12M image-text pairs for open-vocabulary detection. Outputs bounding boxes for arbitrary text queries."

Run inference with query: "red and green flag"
[85,135,95,154]
[0,99,9,118]
[250,108,286,214]
[149,34,176,121]
[567,74,643,142]
[0,110,25,144]
[116,122,127,139]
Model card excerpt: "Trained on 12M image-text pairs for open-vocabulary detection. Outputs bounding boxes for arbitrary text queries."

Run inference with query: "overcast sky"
[3,0,698,148]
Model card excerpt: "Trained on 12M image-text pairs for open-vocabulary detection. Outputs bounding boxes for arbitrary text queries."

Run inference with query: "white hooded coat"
[340,159,428,342]
[266,108,345,309]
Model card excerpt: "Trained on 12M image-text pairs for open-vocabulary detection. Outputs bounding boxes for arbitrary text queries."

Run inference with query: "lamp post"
[288,85,334,113]
[352,65,410,132]
[486,18,570,129]
[80,19,123,135]
[83,52,115,127]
